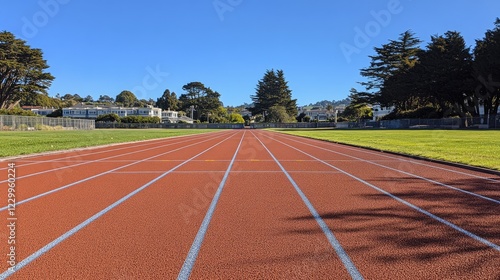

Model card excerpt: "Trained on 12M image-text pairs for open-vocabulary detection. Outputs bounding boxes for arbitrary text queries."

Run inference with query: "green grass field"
[274,129,500,171]
[0,129,217,158]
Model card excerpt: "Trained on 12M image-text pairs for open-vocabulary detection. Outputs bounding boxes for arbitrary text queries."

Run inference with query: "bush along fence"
[0,115,95,131]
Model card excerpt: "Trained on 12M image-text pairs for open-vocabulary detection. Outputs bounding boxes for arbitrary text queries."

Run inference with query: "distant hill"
[234,99,350,110]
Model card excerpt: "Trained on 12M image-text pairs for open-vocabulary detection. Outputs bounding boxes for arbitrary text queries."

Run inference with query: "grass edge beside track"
[271,129,500,173]
[0,129,219,159]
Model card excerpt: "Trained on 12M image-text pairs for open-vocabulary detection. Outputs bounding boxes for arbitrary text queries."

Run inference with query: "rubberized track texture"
[0,130,498,279]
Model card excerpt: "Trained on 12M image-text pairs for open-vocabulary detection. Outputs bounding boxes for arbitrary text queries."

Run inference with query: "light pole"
[189,105,195,120]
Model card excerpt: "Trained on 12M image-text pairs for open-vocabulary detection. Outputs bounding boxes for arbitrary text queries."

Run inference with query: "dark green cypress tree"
[250,69,297,122]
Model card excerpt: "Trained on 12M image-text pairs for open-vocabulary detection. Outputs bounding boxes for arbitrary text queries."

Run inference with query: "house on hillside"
[22,106,58,116]
[298,107,335,121]
[161,109,194,123]
[372,104,395,121]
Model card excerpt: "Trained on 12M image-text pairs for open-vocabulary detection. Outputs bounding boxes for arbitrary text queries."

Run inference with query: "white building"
[298,107,335,121]
[335,104,347,114]
[161,109,194,123]
[63,104,162,119]
[372,104,395,121]
[22,106,58,116]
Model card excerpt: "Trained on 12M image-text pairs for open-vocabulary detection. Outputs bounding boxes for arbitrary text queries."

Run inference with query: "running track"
[1,130,499,279]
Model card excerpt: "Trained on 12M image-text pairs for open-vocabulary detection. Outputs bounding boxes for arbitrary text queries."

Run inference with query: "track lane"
[267,132,500,246]
[0,132,236,276]
[0,131,233,210]
[0,131,227,186]
[2,132,243,279]
[276,132,500,183]
[256,130,500,279]
[186,132,360,279]
[2,129,499,279]
[0,130,224,168]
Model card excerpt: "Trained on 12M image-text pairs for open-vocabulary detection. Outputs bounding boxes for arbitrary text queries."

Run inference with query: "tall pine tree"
[250,69,297,122]
[359,30,421,110]
[156,89,178,111]
[412,31,474,120]
[473,18,500,126]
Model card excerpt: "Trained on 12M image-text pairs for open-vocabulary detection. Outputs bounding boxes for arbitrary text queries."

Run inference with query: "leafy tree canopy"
[178,82,222,120]
[115,90,139,107]
[0,31,55,109]
[359,30,421,109]
[266,105,297,123]
[98,95,115,103]
[473,18,500,124]
[156,89,179,111]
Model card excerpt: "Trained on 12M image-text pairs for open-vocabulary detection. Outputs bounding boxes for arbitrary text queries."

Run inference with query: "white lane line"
[262,132,500,253]
[277,132,500,183]
[178,131,246,280]
[0,132,235,212]
[0,132,236,279]
[0,132,225,184]
[274,133,500,204]
[111,170,343,175]
[252,132,364,280]
[0,131,220,169]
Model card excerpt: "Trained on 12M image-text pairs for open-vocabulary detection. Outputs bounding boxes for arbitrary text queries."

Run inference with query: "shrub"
[382,106,442,120]
[120,116,161,124]
[47,109,63,118]
[0,108,39,116]
[96,113,121,123]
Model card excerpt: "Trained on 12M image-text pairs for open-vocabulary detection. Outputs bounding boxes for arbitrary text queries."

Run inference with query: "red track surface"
[1,130,499,279]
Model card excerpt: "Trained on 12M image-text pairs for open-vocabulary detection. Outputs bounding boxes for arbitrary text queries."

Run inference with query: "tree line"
[351,18,500,127]
[1,30,299,124]
[0,31,246,123]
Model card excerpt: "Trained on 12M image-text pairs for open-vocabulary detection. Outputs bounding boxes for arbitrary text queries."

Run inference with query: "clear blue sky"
[1,0,499,106]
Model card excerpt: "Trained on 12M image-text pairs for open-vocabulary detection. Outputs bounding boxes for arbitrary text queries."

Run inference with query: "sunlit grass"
[0,129,217,158]
[274,129,500,171]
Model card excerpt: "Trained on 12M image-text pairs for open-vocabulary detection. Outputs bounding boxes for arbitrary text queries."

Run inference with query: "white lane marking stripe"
[177,131,246,280]
[0,132,236,279]
[0,132,223,183]
[0,132,234,212]
[279,132,500,183]
[252,132,364,280]
[275,133,500,204]
[111,171,342,174]
[262,131,500,252]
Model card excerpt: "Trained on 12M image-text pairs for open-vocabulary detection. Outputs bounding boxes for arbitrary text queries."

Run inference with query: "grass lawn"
[274,129,500,171]
[0,129,218,158]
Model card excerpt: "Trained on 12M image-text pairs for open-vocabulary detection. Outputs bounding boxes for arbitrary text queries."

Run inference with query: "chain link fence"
[95,122,244,129]
[0,115,95,131]
[335,117,500,129]
[250,122,336,129]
